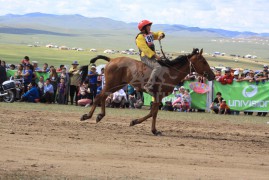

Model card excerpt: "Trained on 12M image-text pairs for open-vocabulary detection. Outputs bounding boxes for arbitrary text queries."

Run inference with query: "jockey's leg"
[141,56,162,91]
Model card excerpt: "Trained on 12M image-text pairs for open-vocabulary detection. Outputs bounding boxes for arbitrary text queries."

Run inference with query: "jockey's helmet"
[138,20,152,31]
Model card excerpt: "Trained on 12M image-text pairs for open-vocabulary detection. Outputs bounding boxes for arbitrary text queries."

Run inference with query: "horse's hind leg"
[96,93,109,123]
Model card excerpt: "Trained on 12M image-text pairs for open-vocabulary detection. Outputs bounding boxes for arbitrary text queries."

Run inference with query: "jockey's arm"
[152,31,165,40]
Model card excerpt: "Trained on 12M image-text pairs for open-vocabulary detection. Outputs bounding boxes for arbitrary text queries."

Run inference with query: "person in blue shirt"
[88,66,98,100]
[22,64,33,92]
[40,78,54,103]
[20,82,40,103]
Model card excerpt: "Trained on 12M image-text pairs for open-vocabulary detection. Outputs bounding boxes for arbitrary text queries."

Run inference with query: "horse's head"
[188,48,215,81]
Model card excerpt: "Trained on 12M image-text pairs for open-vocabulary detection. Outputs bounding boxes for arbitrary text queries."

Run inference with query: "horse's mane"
[158,48,199,67]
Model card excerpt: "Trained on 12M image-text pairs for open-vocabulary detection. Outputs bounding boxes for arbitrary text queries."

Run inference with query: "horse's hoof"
[80,114,89,121]
[152,130,162,136]
[96,114,104,123]
[130,119,138,126]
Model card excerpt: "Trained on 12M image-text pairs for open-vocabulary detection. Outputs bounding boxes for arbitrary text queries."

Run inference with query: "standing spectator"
[41,78,54,104]
[9,64,16,70]
[37,63,49,73]
[21,56,30,65]
[214,69,222,81]
[210,92,223,114]
[69,61,80,105]
[57,78,67,104]
[0,60,7,85]
[56,65,65,73]
[233,71,240,81]
[88,65,98,101]
[49,67,58,103]
[15,64,23,79]
[19,82,40,103]
[218,68,233,85]
[22,64,33,93]
[58,67,69,104]
[37,75,45,96]
[1,60,7,70]
[32,61,41,71]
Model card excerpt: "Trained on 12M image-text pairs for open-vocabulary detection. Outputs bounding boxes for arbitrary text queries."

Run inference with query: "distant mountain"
[0,12,268,37]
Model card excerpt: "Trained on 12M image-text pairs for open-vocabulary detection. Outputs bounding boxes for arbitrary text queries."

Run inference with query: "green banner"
[214,81,269,112]
[7,69,50,80]
[143,81,207,110]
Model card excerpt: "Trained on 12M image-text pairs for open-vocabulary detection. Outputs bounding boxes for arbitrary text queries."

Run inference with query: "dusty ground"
[0,105,268,180]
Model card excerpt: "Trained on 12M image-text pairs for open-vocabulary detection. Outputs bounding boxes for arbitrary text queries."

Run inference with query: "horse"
[80,48,215,135]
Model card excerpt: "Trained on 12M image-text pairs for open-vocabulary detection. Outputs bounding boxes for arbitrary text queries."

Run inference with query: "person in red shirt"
[219,100,231,114]
[218,68,233,84]
[21,56,30,65]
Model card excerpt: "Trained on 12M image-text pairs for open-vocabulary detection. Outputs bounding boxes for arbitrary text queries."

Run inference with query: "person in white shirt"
[112,89,127,108]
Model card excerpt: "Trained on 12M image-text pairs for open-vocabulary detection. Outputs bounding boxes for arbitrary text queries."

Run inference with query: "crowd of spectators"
[0,56,268,117]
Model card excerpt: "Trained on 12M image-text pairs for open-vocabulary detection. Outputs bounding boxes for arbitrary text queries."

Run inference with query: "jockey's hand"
[158,33,165,40]
[154,54,161,61]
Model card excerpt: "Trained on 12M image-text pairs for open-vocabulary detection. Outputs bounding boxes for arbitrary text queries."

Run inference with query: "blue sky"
[0,0,268,33]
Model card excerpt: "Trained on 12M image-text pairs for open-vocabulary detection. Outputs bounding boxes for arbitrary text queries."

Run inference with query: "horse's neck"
[169,61,190,82]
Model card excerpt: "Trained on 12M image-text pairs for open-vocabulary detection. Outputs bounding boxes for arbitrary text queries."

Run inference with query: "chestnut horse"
[81,48,215,135]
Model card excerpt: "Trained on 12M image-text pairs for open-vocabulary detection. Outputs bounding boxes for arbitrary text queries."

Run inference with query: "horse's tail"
[90,55,110,64]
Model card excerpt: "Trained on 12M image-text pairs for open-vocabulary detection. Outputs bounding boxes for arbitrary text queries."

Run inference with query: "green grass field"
[0,43,266,71]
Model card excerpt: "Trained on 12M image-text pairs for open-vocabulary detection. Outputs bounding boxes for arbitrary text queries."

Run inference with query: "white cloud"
[0,0,268,33]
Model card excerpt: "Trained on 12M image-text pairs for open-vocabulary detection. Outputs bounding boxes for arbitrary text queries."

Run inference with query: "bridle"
[187,53,209,79]
[158,40,209,78]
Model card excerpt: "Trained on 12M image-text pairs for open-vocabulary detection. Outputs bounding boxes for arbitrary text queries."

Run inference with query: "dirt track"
[0,105,268,179]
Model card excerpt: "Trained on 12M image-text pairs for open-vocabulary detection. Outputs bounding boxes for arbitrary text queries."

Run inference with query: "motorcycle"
[0,78,24,103]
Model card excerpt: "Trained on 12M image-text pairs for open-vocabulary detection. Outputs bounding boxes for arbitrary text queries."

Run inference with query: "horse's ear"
[200,48,203,55]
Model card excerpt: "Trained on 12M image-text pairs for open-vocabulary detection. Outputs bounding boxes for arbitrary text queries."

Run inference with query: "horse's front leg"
[150,103,162,136]
[130,102,161,136]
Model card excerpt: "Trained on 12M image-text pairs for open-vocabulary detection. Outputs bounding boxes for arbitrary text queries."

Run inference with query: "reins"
[158,40,169,60]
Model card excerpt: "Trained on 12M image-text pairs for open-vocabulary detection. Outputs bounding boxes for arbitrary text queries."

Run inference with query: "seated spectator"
[162,101,174,111]
[172,96,182,111]
[210,92,223,114]
[181,89,191,112]
[263,64,268,73]
[19,82,40,103]
[150,101,163,110]
[219,100,231,115]
[40,78,54,103]
[77,81,92,107]
[218,68,233,84]
[111,89,127,108]
[133,97,143,109]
